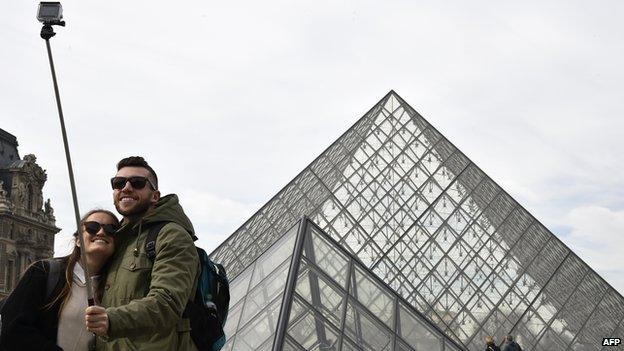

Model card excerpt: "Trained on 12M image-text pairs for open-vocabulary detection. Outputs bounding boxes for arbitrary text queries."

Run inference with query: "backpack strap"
[146,221,198,333]
[46,259,61,301]
[145,222,169,260]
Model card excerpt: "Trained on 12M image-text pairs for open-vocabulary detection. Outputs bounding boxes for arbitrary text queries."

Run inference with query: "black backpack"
[145,223,230,351]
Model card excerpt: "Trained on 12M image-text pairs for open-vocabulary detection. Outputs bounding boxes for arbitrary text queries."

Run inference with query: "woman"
[0,209,119,351]
[485,335,502,351]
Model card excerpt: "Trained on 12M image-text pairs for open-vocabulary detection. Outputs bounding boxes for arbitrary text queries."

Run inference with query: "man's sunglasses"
[110,176,156,190]
[84,221,119,236]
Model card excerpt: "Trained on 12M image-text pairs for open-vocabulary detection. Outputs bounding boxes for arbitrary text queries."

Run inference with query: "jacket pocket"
[119,254,153,299]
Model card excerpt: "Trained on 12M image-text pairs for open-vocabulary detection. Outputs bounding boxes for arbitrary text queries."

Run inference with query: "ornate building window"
[6,260,13,292]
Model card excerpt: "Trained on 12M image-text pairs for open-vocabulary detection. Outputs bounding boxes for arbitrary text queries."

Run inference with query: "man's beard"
[115,198,152,217]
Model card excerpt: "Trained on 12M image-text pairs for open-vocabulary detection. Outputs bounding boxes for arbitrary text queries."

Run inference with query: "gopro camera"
[37,2,64,25]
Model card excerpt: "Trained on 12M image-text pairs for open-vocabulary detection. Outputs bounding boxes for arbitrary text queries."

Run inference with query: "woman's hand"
[85,306,109,336]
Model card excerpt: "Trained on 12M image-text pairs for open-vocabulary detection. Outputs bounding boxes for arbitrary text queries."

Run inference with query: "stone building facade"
[0,128,60,298]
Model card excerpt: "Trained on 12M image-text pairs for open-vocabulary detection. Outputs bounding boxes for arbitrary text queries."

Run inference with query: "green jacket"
[98,194,199,351]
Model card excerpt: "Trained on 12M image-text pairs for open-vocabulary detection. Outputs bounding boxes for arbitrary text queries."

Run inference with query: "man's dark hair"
[116,156,158,190]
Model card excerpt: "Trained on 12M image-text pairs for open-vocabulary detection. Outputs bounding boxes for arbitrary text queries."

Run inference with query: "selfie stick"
[38,2,96,306]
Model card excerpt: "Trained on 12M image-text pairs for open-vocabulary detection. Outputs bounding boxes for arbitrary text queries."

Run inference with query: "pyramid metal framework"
[220,217,465,350]
[210,91,624,350]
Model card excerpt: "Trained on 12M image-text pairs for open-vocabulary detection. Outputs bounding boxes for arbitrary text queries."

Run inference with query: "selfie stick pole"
[41,24,95,306]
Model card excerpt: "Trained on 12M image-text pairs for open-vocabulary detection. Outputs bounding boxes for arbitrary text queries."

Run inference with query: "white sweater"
[57,263,98,351]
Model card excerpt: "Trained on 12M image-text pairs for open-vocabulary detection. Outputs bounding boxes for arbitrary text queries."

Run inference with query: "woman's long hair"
[45,209,120,313]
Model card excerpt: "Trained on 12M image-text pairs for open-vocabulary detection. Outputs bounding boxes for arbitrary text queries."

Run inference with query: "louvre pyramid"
[211,91,624,350]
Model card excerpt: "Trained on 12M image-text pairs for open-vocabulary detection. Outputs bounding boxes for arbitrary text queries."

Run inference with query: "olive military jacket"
[97,194,199,351]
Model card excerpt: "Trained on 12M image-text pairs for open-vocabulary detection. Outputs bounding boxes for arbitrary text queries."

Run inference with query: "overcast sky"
[2,0,623,293]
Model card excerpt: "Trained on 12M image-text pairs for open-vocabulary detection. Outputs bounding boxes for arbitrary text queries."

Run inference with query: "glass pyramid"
[221,217,463,350]
[211,91,624,350]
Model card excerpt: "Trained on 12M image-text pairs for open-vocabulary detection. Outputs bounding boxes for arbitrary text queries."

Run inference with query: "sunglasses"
[84,221,119,236]
[110,176,156,190]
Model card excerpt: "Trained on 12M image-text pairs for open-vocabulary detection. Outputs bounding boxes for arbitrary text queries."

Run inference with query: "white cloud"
[179,192,259,226]
[561,206,624,292]
[177,190,261,250]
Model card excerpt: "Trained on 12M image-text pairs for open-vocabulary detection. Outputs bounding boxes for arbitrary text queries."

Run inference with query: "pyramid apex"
[388,89,401,97]
[382,90,408,108]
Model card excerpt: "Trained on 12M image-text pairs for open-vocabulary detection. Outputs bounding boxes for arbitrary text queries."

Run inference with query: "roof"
[0,128,20,168]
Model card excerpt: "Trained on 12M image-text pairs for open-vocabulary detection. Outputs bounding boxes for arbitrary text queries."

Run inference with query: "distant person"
[0,209,119,351]
[485,335,501,351]
[85,156,199,350]
[502,335,523,351]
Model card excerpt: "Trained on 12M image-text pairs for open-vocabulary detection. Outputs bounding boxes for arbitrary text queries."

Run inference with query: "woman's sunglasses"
[84,221,118,237]
[110,176,156,190]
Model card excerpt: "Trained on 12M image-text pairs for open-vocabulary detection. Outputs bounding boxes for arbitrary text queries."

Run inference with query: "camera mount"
[40,22,64,40]
[38,2,65,39]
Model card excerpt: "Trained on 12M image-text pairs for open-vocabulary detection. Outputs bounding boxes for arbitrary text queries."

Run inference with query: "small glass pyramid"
[222,217,463,350]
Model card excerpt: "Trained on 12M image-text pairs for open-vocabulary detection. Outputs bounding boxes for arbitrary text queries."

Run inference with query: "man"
[501,335,523,351]
[85,156,199,350]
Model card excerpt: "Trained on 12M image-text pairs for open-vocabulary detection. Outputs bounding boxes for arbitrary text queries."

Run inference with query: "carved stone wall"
[0,129,60,298]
